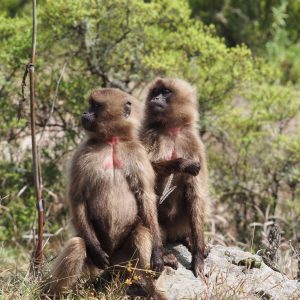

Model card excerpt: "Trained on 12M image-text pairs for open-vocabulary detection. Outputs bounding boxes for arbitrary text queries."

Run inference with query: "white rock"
[161,244,300,300]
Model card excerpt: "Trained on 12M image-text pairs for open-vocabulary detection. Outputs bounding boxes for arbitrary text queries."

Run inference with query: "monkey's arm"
[152,158,200,177]
[138,186,164,273]
[185,168,209,277]
[126,171,164,273]
[71,199,109,269]
[184,139,209,277]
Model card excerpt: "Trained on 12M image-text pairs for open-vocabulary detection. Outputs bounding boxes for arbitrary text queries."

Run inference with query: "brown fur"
[140,78,210,276]
[47,88,167,299]
[152,157,200,178]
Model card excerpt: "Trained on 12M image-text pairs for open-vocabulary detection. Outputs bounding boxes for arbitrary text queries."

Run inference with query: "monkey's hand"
[86,243,110,269]
[151,247,164,273]
[191,252,204,277]
[179,158,201,176]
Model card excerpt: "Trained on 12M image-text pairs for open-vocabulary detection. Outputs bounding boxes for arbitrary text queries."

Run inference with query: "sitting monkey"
[46,88,167,299]
[140,78,210,277]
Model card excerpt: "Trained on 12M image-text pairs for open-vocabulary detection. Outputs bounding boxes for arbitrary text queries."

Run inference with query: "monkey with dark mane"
[140,77,210,277]
[46,88,167,299]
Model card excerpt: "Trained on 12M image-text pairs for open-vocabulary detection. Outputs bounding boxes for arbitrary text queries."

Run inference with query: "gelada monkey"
[47,88,167,299]
[140,77,210,277]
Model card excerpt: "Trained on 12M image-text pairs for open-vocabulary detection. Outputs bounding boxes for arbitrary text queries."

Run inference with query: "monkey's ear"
[153,77,163,85]
[123,101,132,118]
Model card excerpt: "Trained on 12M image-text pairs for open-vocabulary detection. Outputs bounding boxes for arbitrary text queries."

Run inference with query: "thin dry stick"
[38,62,67,145]
[27,0,44,268]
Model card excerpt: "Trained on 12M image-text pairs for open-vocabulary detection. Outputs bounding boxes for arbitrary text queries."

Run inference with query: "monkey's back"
[68,140,140,253]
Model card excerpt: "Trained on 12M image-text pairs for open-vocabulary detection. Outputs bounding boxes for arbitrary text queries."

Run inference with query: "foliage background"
[0,0,300,288]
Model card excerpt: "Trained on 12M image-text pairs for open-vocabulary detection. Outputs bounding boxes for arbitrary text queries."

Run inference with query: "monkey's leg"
[152,158,200,177]
[110,227,169,300]
[183,236,205,256]
[131,224,169,300]
[46,237,88,295]
[158,225,178,270]
[181,236,210,258]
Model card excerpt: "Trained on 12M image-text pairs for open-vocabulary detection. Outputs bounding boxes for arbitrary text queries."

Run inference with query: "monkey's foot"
[151,247,164,273]
[163,250,178,270]
[126,283,148,298]
[191,253,204,277]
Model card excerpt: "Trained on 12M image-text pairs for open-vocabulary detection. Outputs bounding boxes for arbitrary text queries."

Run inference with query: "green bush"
[0,0,299,249]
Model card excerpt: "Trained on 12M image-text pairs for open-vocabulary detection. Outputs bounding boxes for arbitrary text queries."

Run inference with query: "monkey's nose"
[82,111,96,129]
[82,111,95,120]
[152,94,164,102]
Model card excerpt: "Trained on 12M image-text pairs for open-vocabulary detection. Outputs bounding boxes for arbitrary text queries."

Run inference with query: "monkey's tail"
[45,237,87,295]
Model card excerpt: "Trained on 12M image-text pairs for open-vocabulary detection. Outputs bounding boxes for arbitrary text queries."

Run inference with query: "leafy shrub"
[0,0,299,249]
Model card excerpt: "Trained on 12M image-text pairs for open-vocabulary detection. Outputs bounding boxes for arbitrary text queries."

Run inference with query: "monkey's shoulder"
[176,130,205,156]
[113,139,147,153]
[70,140,152,176]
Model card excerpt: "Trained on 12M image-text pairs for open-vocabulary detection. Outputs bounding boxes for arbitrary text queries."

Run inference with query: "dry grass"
[1,241,299,300]
[0,244,128,300]
[0,244,160,300]
[199,271,260,300]
[0,246,41,300]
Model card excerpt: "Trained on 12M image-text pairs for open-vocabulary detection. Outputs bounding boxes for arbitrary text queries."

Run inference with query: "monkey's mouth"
[149,102,166,113]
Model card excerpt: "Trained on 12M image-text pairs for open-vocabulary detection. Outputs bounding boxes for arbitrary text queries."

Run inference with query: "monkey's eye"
[91,100,103,110]
[123,101,132,118]
[162,88,172,95]
[151,87,172,97]
[151,88,159,97]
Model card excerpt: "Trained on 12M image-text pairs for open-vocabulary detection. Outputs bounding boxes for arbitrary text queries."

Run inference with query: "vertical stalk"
[29,0,44,267]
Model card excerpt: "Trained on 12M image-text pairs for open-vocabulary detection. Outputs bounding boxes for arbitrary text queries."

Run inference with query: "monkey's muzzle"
[82,111,96,130]
[149,95,167,113]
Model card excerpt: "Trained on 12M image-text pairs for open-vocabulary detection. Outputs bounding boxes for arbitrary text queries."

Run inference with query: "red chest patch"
[102,136,124,169]
[169,148,177,160]
[168,127,181,137]
[166,127,181,160]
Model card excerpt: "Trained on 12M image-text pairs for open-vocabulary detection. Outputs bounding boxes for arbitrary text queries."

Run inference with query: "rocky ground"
[161,244,300,300]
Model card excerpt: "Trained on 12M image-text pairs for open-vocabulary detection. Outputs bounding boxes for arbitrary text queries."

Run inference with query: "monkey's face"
[147,84,172,114]
[146,78,198,127]
[82,88,141,139]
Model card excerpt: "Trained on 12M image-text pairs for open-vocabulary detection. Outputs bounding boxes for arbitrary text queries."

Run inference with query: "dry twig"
[20,0,44,271]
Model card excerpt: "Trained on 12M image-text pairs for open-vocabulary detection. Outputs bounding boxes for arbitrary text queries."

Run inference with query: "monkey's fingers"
[102,252,110,268]
[88,246,110,269]
[93,256,109,269]
[180,160,201,176]
[150,248,164,273]
[191,254,204,277]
